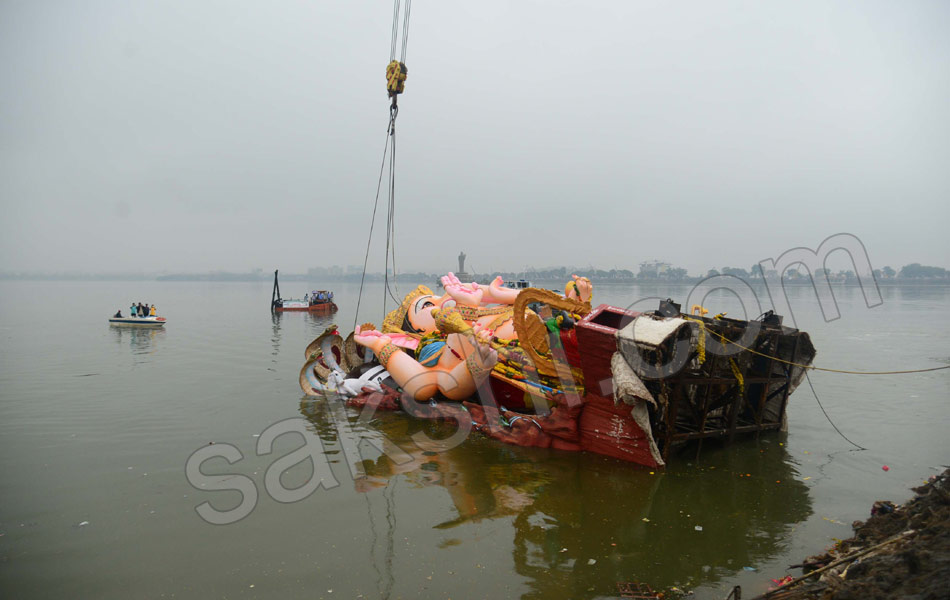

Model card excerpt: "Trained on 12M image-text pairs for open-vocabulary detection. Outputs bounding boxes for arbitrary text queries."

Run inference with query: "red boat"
[271,270,338,313]
[301,293,814,468]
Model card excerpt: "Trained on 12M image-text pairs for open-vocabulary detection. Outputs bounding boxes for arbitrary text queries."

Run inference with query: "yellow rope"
[729,358,745,395]
[683,317,706,365]
[709,329,950,375]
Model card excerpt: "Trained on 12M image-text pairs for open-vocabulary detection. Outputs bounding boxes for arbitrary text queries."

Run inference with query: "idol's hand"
[441,272,462,289]
[444,280,484,307]
[354,326,391,352]
[465,327,498,368]
[443,272,478,292]
[487,276,519,304]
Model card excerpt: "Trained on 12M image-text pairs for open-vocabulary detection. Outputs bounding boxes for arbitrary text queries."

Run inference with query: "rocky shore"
[753,468,950,600]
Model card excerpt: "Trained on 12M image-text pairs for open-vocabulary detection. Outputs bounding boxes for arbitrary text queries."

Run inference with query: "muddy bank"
[755,468,950,600]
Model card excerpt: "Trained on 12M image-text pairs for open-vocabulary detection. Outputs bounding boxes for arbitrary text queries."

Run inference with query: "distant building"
[639,260,671,278]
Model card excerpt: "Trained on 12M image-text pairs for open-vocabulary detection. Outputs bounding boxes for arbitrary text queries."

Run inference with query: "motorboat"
[503,279,532,290]
[109,316,167,328]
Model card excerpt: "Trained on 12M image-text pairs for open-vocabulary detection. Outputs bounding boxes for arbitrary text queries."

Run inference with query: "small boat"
[275,292,337,313]
[109,316,167,328]
[271,270,338,313]
[503,278,532,290]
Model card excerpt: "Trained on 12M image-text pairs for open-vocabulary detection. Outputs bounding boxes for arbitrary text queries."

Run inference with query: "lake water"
[0,279,947,599]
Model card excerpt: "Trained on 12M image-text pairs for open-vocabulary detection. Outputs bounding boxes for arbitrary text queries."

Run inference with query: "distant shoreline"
[1,274,948,287]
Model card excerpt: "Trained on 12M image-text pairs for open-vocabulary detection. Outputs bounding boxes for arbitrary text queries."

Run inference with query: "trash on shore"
[740,467,950,600]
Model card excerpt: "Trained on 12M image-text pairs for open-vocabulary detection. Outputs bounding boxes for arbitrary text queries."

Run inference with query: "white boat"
[503,279,532,290]
[109,316,167,328]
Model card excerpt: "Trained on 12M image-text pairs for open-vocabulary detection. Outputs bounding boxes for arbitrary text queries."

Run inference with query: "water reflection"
[303,311,337,334]
[300,400,812,597]
[111,326,165,358]
[270,311,282,358]
[268,311,336,362]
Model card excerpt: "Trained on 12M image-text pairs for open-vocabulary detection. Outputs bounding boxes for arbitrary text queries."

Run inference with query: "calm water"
[0,280,947,599]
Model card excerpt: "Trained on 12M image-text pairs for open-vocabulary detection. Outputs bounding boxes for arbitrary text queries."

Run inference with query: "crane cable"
[708,329,950,375]
[353,118,392,331]
[383,0,410,316]
[355,0,411,329]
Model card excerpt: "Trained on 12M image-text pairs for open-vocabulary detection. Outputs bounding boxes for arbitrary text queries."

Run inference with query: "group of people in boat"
[304,291,333,304]
[114,302,157,319]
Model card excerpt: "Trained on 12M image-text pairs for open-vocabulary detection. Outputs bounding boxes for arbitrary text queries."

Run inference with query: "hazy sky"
[1,1,948,276]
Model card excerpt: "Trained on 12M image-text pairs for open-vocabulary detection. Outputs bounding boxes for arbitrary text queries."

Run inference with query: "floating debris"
[616,582,662,599]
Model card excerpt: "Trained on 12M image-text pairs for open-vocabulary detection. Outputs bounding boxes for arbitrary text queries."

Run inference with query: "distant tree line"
[897,263,948,279]
[4,263,946,283]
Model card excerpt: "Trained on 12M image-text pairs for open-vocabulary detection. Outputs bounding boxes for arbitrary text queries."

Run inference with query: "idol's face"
[406,294,455,333]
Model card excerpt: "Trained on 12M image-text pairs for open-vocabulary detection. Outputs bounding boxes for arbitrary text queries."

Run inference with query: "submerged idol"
[350,273,593,401]
[299,271,814,468]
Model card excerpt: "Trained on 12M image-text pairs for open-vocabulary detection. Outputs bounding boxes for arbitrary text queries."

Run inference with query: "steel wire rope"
[400,0,412,62]
[709,329,950,375]
[805,372,867,451]
[353,114,395,331]
[387,107,400,299]
[359,0,412,328]
[389,0,400,61]
[383,0,411,312]
[382,121,400,314]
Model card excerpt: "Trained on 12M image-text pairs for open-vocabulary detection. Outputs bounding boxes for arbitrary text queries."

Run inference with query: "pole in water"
[272,270,281,311]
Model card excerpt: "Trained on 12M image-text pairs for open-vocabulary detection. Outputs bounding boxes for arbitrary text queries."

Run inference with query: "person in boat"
[130,303,137,317]
[149,304,156,317]
[114,310,123,318]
